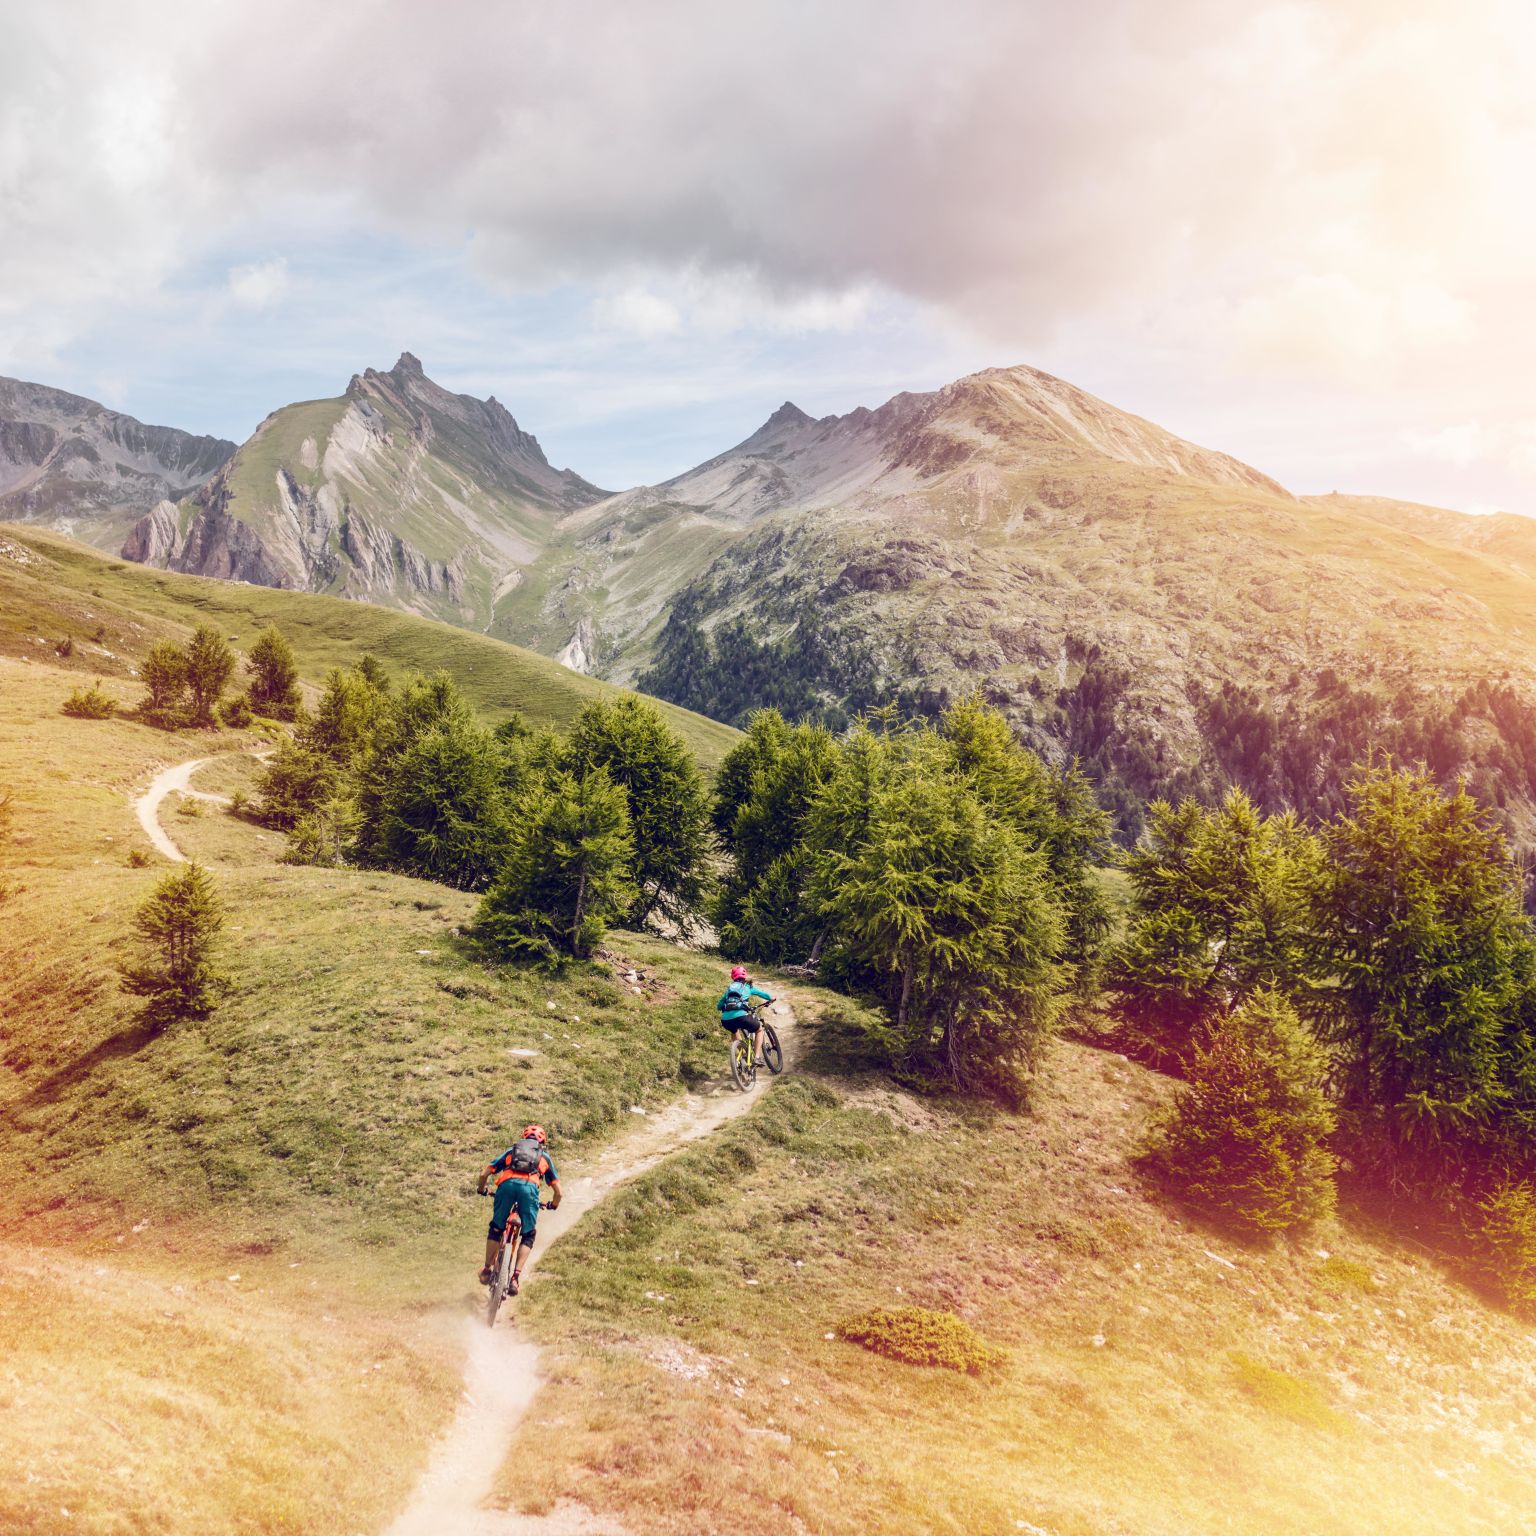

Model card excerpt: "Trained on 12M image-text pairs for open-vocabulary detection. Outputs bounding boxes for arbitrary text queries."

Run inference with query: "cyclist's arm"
[545,1175,562,1210]
[476,1161,495,1195]
[750,985,774,1005]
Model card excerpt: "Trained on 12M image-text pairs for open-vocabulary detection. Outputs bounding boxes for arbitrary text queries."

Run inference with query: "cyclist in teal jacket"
[717,965,774,1066]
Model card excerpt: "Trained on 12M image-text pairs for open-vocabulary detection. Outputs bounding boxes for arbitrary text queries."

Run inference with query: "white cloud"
[593,286,681,339]
[228,257,289,308]
[4,0,1536,508]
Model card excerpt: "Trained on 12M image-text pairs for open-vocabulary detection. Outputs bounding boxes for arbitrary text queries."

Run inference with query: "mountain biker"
[476,1123,561,1297]
[717,965,775,1066]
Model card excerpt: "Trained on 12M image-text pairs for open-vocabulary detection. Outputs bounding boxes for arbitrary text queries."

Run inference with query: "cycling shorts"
[488,1177,543,1245]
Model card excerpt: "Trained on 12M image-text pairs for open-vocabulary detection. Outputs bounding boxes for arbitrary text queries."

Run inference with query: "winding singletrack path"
[384,1006,802,1536]
[133,754,255,861]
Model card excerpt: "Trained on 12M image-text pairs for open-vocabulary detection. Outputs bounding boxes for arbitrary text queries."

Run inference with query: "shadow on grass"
[21,1016,164,1110]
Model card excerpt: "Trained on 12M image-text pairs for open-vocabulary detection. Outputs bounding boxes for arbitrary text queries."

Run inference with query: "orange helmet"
[521,1124,547,1145]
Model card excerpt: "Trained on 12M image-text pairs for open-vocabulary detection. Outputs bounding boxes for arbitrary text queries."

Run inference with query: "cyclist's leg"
[510,1181,542,1287]
[484,1181,516,1282]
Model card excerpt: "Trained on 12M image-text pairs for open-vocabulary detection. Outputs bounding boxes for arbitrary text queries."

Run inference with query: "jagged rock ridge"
[0,375,235,547]
[120,353,608,627]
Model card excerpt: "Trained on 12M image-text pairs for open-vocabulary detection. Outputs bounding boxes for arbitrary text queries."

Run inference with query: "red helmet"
[730,966,749,982]
[521,1124,547,1145]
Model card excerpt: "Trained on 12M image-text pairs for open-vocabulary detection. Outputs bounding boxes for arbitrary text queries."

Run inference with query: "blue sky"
[4,1,1535,508]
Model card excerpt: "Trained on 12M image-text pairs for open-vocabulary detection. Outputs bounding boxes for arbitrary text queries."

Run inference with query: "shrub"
[1478,1178,1536,1313]
[1141,990,1337,1233]
[119,862,230,1025]
[62,682,116,719]
[220,693,254,728]
[838,1306,1003,1374]
[127,848,151,868]
[228,788,249,816]
[1229,1352,1339,1429]
[1317,1256,1377,1296]
[55,636,73,658]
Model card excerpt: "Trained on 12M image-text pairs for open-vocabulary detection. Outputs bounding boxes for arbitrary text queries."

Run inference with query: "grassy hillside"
[6,649,1535,1535]
[0,522,737,768]
[0,658,741,1534]
[503,1007,1536,1535]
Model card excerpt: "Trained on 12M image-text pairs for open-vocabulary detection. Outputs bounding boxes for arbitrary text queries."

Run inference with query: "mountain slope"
[0,523,737,768]
[121,354,607,630]
[499,363,1289,674]
[0,375,235,550]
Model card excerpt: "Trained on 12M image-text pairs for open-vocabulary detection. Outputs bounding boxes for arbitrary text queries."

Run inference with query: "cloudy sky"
[3,0,1534,505]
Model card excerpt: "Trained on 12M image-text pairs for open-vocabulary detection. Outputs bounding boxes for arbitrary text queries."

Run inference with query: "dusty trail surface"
[133,756,230,861]
[384,1005,801,1536]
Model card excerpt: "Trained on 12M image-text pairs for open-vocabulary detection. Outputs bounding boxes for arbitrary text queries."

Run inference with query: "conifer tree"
[246,626,302,719]
[564,695,712,932]
[810,727,1067,1103]
[1142,990,1337,1233]
[1112,791,1319,1063]
[1305,763,1536,1166]
[120,862,229,1024]
[478,768,635,962]
[139,639,188,725]
[183,625,236,726]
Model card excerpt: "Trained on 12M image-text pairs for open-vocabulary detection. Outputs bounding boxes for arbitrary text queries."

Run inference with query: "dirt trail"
[383,1005,802,1536]
[133,750,267,861]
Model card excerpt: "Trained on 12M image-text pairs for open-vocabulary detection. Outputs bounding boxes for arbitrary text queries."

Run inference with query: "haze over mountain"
[11,351,1536,842]
[0,376,235,551]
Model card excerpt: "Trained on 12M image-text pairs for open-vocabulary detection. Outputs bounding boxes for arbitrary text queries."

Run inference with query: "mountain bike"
[482,1195,554,1327]
[728,999,784,1092]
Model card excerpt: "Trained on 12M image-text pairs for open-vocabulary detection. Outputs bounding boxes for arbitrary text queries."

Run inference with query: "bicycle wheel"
[486,1228,516,1327]
[761,1022,784,1075]
[730,1031,755,1091]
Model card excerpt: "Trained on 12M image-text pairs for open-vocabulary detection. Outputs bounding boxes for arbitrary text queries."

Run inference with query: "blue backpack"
[719,980,753,1015]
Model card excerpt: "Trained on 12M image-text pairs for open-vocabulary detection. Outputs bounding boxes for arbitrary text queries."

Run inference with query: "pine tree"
[1111,791,1319,1064]
[183,625,236,726]
[300,666,388,764]
[120,862,229,1025]
[940,694,1112,988]
[139,639,188,725]
[810,727,1067,1104]
[714,710,838,961]
[1304,763,1536,1169]
[478,768,635,962]
[564,695,712,932]
[353,715,511,889]
[1142,990,1337,1233]
[255,740,341,829]
[246,626,302,720]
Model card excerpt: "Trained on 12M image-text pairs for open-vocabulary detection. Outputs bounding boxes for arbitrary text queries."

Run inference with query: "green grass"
[0,524,738,769]
[0,658,745,1534]
[496,998,1536,1536]
[1229,1352,1342,1431]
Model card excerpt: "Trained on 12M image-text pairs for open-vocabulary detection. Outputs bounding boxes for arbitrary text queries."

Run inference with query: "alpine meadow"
[5,4,1536,1535]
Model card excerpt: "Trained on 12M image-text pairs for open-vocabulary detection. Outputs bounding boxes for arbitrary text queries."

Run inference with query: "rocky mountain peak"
[392,350,424,375]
